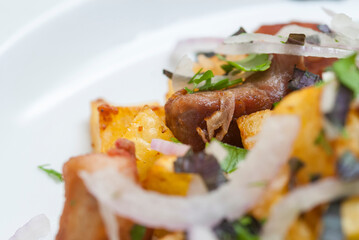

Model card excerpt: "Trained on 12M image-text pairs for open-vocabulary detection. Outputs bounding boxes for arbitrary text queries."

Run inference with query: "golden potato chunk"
[143,155,192,196]
[123,106,174,181]
[341,197,359,240]
[93,103,165,153]
[273,86,335,184]
[237,109,271,150]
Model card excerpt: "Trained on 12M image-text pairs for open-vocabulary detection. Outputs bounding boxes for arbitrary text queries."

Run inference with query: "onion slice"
[80,115,300,230]
[260,178,359,240]
[171,37,224,64]
[9,214,50,240]
[188,226,218,240]
[151,139,190,157]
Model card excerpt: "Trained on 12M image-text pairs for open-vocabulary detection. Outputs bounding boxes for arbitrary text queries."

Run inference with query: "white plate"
[1,0,358,239]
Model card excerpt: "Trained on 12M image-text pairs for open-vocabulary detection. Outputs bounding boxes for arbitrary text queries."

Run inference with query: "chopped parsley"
[185,68,243,94]
[218,54,271,72]
[314,130,333,155]
[38,164,63,182]
[285,33,306,45]
[333,53,359,97]
[130,224,147,240]
[170,137,181,143]
[212,140,248,173]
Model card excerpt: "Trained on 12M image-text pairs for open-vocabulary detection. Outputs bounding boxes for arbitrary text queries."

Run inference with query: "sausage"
[165,54,302,151]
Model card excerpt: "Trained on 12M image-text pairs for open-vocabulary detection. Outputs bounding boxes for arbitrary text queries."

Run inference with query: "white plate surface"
[1,0,358,239]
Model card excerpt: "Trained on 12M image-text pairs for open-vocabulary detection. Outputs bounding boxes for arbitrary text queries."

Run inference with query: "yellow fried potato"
[90,99,107,153]
[96,103,165,153]
[273,87,335,184]
[143,155,192,196]
[237,109,271,150]
[286,218,315,240]
[341,197,359,240]
[123,106,174,181]
[334,107,359,158]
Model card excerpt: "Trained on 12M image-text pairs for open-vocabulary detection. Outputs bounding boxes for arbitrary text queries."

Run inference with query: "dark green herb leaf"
[337,151,359,181]
[231,27,247,36]
[130,224,146,240]
[285,33,306,45]
[309,173,321,182]
[174,151,227,191]
[162,69,173,79]
[333,53,359,97]
[212,140,248,174]
[188,68,203,84]
[320,200,343,240]
[38,164,63,182]
[170,137,181,143]
[218,54,271,72]
[314,130,333,155]
[325,84,353,129]
[288,68,321,91]
[214,216,261,240]
[288,157,305,190]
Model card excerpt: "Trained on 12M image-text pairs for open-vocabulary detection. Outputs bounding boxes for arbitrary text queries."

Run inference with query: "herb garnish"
[288,68,321,91]
[214,216,261,240]
[170,137,181,143]
[210,140,248,174]
[162,69,173,79]
[314,130,333,155]
[218,54,271,72]
[231,27,247,36]
[185,68,243,94]
[288,157,305,190]
[337,151,359,181]
[333,53,359,97]
[130,224,147,240]
[38,164,63,182]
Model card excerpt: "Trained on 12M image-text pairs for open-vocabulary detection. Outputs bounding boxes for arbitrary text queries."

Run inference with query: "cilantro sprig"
[333,53,359,97]
[210,139,248,173]
[185,68,243,94]
[130,224,146,240]
[218,54,272,73]
[38,164,63,183]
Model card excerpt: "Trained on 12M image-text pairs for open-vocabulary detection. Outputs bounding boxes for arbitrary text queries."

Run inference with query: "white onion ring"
[188,226,218,240]
[151,139,190,157]
[9,214,50,240]
[171,37,224,65]
[261,178,359,240]
[80,115,300,230]
[216,42,353,58]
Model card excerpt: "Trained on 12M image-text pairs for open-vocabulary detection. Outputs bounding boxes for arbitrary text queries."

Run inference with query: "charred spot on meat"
[165,54,302,151]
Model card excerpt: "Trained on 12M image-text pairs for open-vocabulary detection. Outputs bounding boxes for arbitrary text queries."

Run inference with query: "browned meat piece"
[56,138,137,240]
[165,55,301,151]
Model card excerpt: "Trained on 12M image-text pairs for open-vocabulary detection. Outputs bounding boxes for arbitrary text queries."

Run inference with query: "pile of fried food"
[56,12,359,240]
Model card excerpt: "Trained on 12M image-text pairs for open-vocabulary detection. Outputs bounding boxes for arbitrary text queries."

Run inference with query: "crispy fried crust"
[56,139,137,240]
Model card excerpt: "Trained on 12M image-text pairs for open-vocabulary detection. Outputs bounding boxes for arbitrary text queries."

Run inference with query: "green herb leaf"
[38,164,63,182]
[333,53,359,97]
[170,137,181,143]
[314,130,333,155]
[185,69,243,94]
[218,54,271,72]
[212,139,248,173]
[130,224,146,240]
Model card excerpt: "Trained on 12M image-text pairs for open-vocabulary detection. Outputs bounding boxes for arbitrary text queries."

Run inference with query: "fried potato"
[273,86,335,184]
[123,106,174,181]
[237,109,271,150]
[90,99,107,153]
[333,107,359,158]
[94,103,165,153]
[286,218,315,240]
[143,155,192,196]
[57,152,137,240]
[341,197,359,240]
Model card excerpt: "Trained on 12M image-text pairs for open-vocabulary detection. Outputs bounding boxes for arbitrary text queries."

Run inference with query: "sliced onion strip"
[260,178,359,240]
[80,115,300,230]
[9,214,50,240]
[151,139,190,157]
